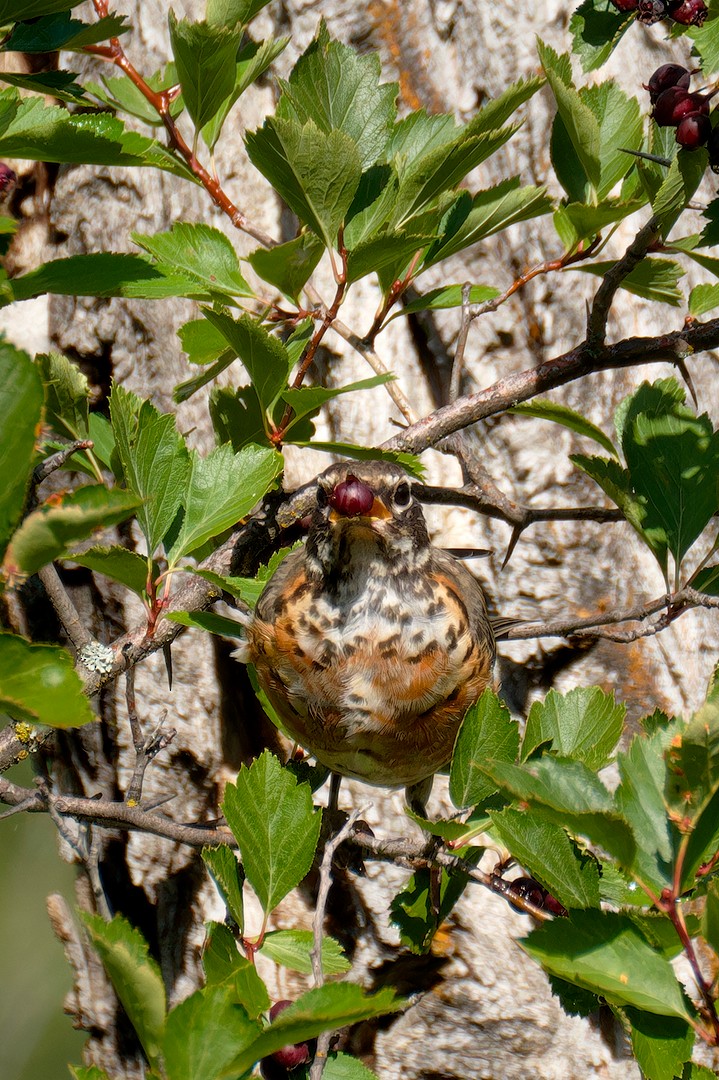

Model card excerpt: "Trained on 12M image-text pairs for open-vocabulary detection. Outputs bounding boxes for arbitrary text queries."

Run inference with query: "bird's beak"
[329,497,392,523]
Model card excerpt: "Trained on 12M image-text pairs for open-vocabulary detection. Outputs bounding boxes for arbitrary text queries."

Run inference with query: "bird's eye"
[393,481,411,509]
[316,484,329,508]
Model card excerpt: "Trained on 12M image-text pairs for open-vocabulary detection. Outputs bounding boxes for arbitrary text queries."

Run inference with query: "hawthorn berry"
[645,64,692,104]
[507,877,546,911]
[668,0,708,25]
[652,86,693,126]
[675,112,711,148]
[329,473,375,517]
[259,1000,311,1078]
[637,0,670,22]
[0,162,17,197]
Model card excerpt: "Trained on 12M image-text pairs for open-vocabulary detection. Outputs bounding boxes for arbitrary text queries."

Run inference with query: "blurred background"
[1,757,86,1080]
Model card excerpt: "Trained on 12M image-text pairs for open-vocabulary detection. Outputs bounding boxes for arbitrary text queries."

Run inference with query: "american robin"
[236,461,496,807]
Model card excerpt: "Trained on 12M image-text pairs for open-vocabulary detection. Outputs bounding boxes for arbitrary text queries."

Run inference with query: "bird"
[235,460,496,811]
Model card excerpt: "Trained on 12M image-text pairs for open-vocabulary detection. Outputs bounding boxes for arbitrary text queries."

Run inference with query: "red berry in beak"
[329,474,375,517]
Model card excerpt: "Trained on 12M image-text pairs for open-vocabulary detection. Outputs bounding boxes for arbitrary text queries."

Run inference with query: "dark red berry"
[508,876,546,911]
[609,0,639,9]
[261,1001,311,1076]
[707,125,719,172]
[329,474,374,517]
[543,893,569,917]
[668,0,708,24]
[675,112,711,148]
[637,0,670,22]
[673,91,711,121]
[0,162,17,197]
[652,86,692,126]
[645,64,692,104]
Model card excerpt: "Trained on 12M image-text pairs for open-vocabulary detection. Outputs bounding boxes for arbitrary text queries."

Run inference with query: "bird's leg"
[405,775,433,818]
[328,772,342,813]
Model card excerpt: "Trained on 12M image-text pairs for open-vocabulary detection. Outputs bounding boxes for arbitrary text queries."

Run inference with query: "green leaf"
[2,12,129,53]
[166,442,281,564]
[288,442,426,480]
[178,318,234,366]
[570,257,685,305]
[694,563,719,595]
[585,80,643,201]
[320,1054,380,1080]
[110,386,190,555]
[0,341,43,557]
[133,223,252,297]
[201,36,289,151]
[488,808,600,909]
[168,12,239,134]
[222,984,400,1078]
[625,1008,694,1080]
[69,1066,112,1080]
[554,199,647,248]
[389,283,500,320]
[202,846,245,929]
[449,689,519,809]
[538,39,601,193]
[4,253,204,304]
[509,399,618,458]
[202,924,269,1019]
[82,912,166,1066]
[344,165,399,247]
[569,0,635,72]
[248,232,324,301]
[689,282,719,316]
[162,983,260,1080]
[209,386,268,451]
[200,309,291,414]
[276,22,397,170]
[206,0,273,26]
[85,64,183,127]
[701,878,719,955]
[469,74,545,135]
[0,90,192,179]
[0,633,94,727]
[521,909,694,1020]
[191,544,300,609]
[281,374,393,432]
[521,687,625,770]
[346,232,434,285]
[0,0,86,19]
[689,9,719,77]
[3,485,142,579]
[35,351,89,442]
[615,725,675,893]
[222,750,321,915]
[0,69,89,105]
[391,858,478,954]
[246,117,362,249]
[424,179,552,268]
[259,929,350,974]
[64,545,155,598]
[165,610,247,638]
[652,149,709,239]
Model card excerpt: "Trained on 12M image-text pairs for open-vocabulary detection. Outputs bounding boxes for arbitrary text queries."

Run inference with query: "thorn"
[163,642,173,690]
[675,357,698,407]
[502,525,523,569]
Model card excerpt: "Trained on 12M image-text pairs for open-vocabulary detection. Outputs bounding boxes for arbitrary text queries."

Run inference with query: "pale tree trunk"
[6,0,719,1076]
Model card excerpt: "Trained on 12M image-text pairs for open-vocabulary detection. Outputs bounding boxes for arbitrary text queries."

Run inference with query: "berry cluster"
[610,0,708,25]
[645,63,719,162]
[506,876,568,917]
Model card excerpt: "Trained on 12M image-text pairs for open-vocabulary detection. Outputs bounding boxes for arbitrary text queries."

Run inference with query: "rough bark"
[6,0,719,1076]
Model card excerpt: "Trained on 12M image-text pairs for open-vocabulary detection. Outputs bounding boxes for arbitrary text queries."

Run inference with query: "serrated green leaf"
[5,253,204,304]
[64,545,155,598]
[390,858,478,954]
[0,69,88,104]
[276,22,397,170]
[166,442,281,565]
[85,63,183,127]
[202,846,245,929]
[0,633,94,727]
[652,149,709,239]
[69,1065,112,1080]
[35,351,89,443]
[110,386,190,555]
[320,1053,380,1080]
[288,442,425,479]
[468,74,545,136]
[178,318,234,366]
[388,283,500,321]
[689,282,719,316]
[260,929,350,974]
[346,232,434,285]
[701,878,719,955]
[281,374,393,432]
[522,909,694,1020]
[165,610,247,638]
[168,12,238,134]
[554,199,647,248]
[624,1008,694,1080]
[0,341,43,557]
[344,165,399,247]
[3,485,142,579]
[82,912,166,1066]
[586,80,643,201]
[222,984,400,1078]
[133,223,252,298]
[569,0,635,72]
[538,39,601,193]
[200,309,291,414]
[209,385,268,451]
[488,808,600,909]
[509,399,618,458]
[191,544,300,609]
[222,750,321,915]
[202,924,270,1018]
[449,689,519,809]
[3,12,129,53]
[0,0,85,19]
[248,232,324,301]
[246,117,362,248]
[694,563,719,595]
[162,983,260,1080]
[201,36,289,151]
[0,90,192,179]
[206,0,273,26]
[615,726,675,893]
[570,257,685,305]
[424,178,552,268]
[521,687,625,770]
[689,8,719,77]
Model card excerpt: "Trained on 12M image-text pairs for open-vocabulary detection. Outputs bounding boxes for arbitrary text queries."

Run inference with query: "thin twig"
[37,564,93,650]
[33,440,95,484]
[123,664,176,805]
[449,283,472,404]
[586,217,660,350]
[309,807,367,1080]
